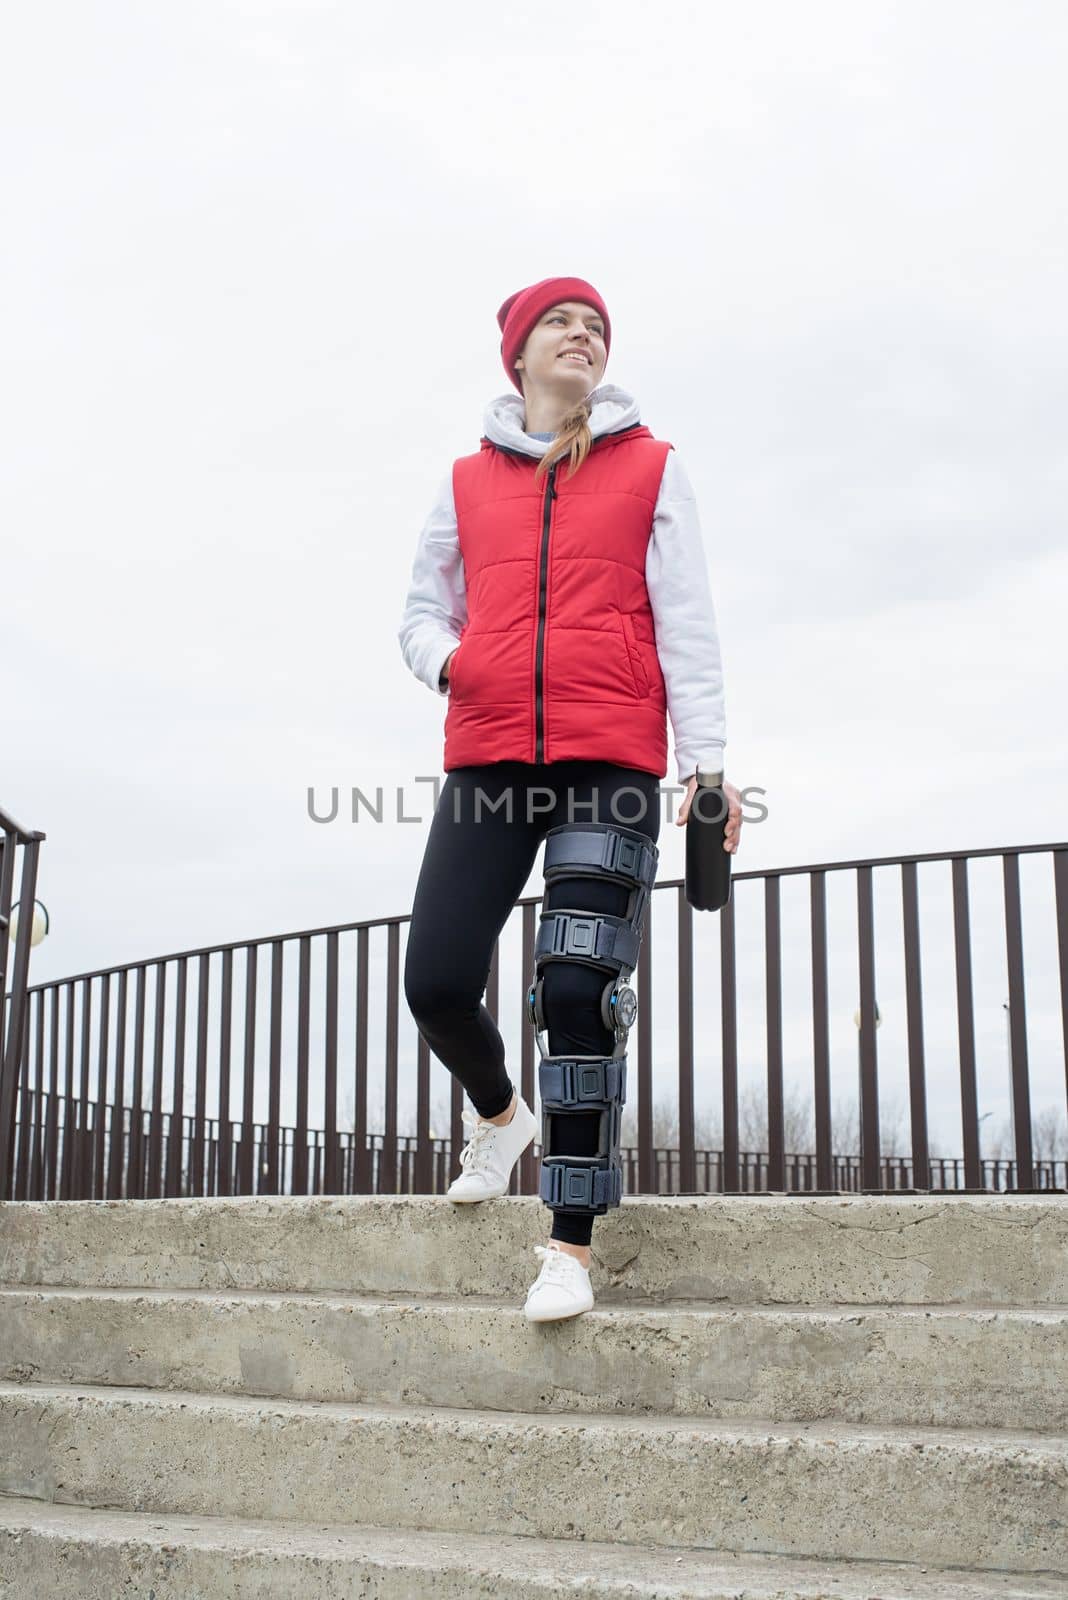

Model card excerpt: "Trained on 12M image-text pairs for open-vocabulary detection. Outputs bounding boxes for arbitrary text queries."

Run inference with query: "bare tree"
[428,1083,1064,1167]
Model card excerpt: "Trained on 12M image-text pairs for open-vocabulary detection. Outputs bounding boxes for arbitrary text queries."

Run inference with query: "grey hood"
[480,382,643,458]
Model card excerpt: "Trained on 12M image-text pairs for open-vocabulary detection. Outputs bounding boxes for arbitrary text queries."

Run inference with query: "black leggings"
[403,760,662,1247]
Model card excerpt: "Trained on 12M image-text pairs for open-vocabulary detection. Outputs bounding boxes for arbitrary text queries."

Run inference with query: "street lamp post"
[977,1109,994,1191]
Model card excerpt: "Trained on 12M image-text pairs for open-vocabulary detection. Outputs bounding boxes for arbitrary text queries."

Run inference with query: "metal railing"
[4,840,1067,1202]
[0,804,46,1200]
[11,1092,1067,1203]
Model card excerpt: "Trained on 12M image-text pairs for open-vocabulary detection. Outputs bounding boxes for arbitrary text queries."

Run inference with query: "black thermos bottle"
[684,767,732,912]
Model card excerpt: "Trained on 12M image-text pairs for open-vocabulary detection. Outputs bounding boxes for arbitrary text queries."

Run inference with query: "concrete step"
[2,1194,1066,1304]
[2,1284,1065,1431]
[1,1495,1064,1599]
[1,1382,1064,1574]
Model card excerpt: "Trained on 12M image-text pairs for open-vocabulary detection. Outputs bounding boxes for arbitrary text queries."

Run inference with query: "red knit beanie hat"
[497,276,612,394]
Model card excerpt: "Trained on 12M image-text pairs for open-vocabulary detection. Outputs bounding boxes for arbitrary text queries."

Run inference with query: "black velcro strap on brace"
[534,910,639,973]
[540,1161,621,1210]
[539,1056,626,1108]
[543,823,658,892]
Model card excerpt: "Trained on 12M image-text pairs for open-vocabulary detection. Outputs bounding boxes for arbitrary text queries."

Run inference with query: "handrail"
[5,837,1067,1202]
[16,841,1068,994]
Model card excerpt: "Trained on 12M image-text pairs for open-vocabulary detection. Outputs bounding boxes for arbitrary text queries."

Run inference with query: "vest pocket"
[447,626,472,697]
[620,612,650,698]
[446,639,464,697]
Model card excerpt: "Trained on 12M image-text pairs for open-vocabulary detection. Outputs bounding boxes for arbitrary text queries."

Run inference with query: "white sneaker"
[446,1094,538,1202]
[523,1241,595,1322]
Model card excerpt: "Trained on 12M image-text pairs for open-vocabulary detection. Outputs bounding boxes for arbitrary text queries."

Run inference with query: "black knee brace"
[526,822,659,1217]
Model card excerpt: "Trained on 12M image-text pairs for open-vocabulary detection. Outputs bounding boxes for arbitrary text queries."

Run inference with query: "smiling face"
[514,301,607,399]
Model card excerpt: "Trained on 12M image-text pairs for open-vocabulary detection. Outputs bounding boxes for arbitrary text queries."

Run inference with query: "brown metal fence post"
[1,811,46,1201]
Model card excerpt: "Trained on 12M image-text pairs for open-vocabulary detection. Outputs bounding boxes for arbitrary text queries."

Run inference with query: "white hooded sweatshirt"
[398,382,727,787]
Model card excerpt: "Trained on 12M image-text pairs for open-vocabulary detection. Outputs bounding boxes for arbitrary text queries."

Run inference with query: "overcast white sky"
[3,2,1066,1153]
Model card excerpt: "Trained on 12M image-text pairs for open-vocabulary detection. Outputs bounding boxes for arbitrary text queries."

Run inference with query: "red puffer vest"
[444,423,673,777]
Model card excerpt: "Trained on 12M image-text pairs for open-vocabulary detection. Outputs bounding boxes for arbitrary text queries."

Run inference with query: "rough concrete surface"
[1,1285,1064,1430]
[0,1192,1064,1595]
[1,1497,1066,1599]
[1,1193,1066,1304]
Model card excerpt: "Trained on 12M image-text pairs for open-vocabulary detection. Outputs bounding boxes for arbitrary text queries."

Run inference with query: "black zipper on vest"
[482,428,643,760]
[533,461,559,763]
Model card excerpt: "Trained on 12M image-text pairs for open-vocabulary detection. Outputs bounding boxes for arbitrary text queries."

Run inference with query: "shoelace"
[457,1107,497,1175]
[531,1243,583,1287]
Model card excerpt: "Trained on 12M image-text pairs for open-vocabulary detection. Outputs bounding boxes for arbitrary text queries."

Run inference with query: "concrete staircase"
[0,1192,1065,1597]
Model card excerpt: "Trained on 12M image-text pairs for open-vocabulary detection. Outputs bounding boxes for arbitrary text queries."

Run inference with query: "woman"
[398,275,742,1323]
